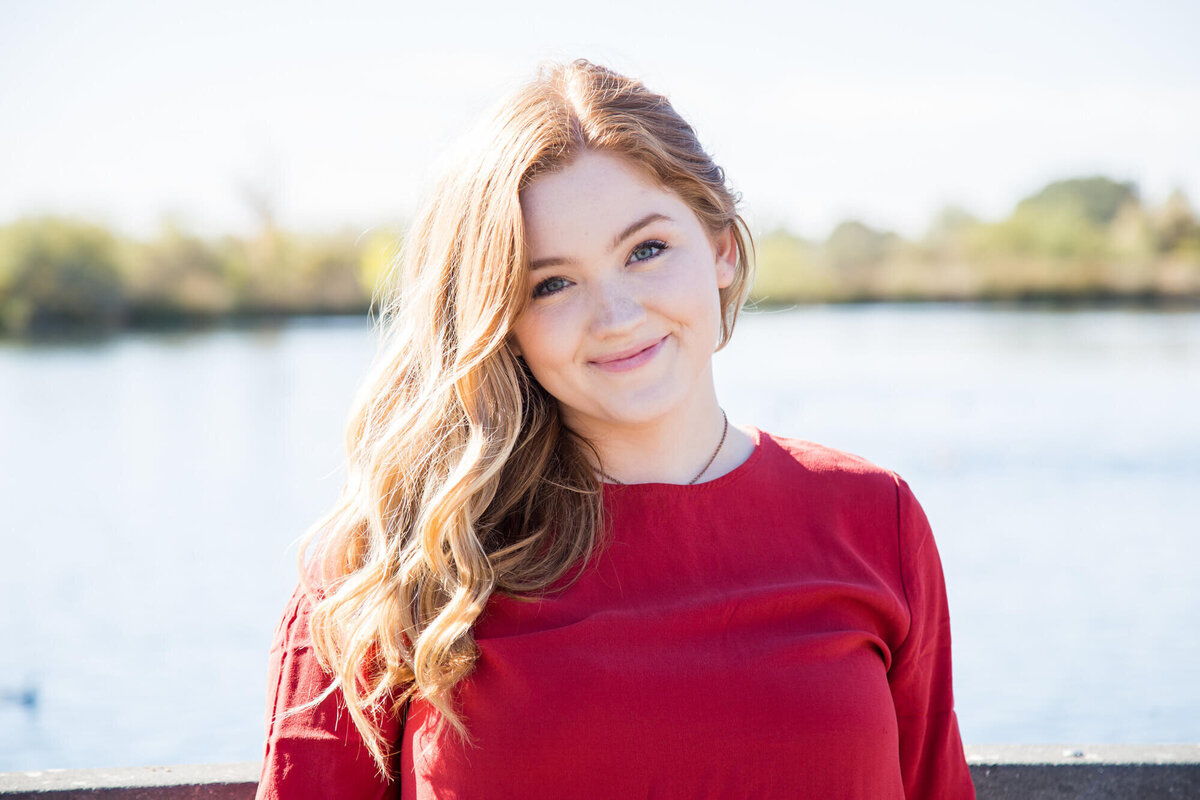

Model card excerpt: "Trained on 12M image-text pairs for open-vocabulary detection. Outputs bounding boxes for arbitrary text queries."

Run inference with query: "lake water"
[1,306,1198,770]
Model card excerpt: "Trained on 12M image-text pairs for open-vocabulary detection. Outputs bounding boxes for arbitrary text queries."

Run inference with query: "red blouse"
[257,430,975,798]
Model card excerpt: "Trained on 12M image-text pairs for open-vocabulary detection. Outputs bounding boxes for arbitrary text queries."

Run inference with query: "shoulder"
[719,431,920,546]
[269,567,334,658]
[755,430,939,591]
[761,431,888,473]
[755,429,904,497]
[756,433,937,566]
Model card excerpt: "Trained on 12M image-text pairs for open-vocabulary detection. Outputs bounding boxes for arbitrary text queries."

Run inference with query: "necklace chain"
[599,410,729,486]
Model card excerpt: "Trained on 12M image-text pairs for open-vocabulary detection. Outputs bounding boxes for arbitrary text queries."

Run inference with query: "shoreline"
[5,295,1200,342]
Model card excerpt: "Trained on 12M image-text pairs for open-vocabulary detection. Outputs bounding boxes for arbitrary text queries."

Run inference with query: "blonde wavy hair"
[299,58,755,776]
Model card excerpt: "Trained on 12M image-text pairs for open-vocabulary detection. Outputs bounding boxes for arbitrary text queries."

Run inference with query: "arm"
[256,584,400,800]
[888,476,976,799]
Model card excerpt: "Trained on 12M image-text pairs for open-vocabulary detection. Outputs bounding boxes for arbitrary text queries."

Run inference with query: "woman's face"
[511,149,737,437]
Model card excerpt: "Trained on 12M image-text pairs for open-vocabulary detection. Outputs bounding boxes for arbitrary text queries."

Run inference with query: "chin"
[590,389,692,428]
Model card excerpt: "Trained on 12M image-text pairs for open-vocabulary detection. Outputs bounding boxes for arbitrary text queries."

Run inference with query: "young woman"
[256,60,975,799]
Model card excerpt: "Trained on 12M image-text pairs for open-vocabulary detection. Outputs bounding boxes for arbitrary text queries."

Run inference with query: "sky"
[2,0,1198,242]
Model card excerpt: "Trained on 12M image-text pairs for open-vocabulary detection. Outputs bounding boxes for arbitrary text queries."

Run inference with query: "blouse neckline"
[602,426,765,494]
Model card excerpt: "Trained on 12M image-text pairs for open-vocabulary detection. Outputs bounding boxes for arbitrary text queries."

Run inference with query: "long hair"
[299,58,755,776]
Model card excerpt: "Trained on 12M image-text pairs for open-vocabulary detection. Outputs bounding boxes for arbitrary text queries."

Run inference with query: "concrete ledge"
[1,747,1197,797]
[0,763,259,799]
[965,745,1200,799]
[965,744,1200,765]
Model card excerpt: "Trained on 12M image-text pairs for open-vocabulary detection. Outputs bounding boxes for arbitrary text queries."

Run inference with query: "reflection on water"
[1,307,1197,769]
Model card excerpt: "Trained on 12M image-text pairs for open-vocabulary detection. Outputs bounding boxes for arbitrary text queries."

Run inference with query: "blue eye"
[629,240,667,264]
[532,276,570,298]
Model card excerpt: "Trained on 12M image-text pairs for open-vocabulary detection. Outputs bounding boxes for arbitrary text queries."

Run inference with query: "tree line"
[2,176,1198,336]
[754,177,1200,305]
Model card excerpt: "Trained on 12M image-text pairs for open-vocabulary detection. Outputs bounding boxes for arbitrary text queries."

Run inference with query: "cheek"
[511,308,578,379]
[651,261,724,329]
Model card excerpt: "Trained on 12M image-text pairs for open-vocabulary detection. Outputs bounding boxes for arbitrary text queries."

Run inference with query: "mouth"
[589,336,668,373]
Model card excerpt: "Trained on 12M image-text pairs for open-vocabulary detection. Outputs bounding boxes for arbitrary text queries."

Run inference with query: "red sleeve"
[888,477,976,799]
[256,584,400,800]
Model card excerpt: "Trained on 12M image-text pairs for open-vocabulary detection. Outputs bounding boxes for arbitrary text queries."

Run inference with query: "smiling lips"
[589,336,668,373]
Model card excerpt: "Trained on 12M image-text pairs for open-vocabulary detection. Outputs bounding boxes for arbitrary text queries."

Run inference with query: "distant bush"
[0,217,127,334]
[748,177,1200,305]
[1015,177,1138,227]
[123,223,238,319]
[750,230,837,303]
[0,217,393,335]
[1155,189,1200,254]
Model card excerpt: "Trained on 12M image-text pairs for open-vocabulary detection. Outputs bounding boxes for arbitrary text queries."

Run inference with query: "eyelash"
[532,276,570,298]
[629,239,668,264]
[531,239,669,299]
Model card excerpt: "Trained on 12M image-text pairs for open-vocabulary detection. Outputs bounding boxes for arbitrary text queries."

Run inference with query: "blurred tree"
[357,227,404,305]
[125,221,236,319]
[1108,201,1156,258]
[1154,188,1200,254]
[750,229,834,303]
[825,220,897,270]
[824,220,901,295]
[925,205,979,245]
[1015,176,1138,226]
[0,217,127,334]
[290,229,372,313]
[968,177,1129,260]
[923,205,982,265]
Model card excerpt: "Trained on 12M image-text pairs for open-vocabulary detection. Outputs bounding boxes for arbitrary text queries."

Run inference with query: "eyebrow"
[528,212,672,271]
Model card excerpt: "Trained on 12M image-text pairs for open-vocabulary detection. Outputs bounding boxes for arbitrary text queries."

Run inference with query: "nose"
[588,275,646,339]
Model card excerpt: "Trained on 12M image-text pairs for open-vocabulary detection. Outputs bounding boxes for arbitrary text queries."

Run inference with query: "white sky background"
[1,0,1198,242]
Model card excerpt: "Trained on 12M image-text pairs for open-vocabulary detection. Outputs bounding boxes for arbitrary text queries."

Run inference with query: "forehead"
[520,150,693,253]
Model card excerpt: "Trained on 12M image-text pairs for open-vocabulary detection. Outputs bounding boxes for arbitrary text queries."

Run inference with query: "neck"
[563,381,742,485]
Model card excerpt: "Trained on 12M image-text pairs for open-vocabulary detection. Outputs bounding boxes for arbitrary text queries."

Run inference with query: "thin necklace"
[599,410,729,486]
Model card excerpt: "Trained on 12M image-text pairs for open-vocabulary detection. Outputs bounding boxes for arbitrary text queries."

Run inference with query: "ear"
[712,224,738,290]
